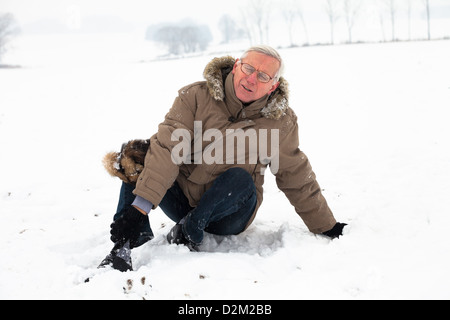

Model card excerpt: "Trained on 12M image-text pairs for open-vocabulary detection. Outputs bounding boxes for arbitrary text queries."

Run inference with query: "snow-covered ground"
[1,37,449,300]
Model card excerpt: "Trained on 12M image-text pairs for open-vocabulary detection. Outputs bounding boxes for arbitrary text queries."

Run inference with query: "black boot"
[167,224,199,252]
[98,240,133,272]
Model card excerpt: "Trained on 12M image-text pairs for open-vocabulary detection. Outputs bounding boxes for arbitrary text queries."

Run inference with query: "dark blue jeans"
[115,168,257,246]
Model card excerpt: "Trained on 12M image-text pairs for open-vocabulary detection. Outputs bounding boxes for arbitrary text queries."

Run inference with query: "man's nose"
[246,71,258,85]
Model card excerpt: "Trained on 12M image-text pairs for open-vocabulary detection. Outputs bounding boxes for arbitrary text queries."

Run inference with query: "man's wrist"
[132,205,148,215]
[131,196,153,215]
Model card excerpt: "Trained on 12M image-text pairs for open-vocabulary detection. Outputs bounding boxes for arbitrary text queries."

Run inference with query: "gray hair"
[240,45,285,83]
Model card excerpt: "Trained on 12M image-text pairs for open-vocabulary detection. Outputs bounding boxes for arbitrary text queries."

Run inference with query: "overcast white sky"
[2,0,449,42]
[2,0,244,26]
[3,0,450,25]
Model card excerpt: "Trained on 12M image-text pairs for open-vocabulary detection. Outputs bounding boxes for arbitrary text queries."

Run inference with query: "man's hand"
[110,206,147,246]
[322,222,347,239]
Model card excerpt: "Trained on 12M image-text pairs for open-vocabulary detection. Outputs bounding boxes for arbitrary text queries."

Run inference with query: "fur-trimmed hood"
[203,56,290,121]
[103,139,149,185]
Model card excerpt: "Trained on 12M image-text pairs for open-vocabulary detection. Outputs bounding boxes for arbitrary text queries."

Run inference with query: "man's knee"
[217,167,256,199]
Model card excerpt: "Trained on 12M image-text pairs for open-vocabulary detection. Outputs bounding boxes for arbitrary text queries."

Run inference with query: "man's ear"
[268,81,280,95]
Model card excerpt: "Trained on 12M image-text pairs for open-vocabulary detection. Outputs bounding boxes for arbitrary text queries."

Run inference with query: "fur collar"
[203,56,290,120]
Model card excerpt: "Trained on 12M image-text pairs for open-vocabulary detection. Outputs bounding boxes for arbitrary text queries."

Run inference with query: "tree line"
[146,21,213,56]
[0,13,19,64]
[146,0,439,56]
[230,0,436,47]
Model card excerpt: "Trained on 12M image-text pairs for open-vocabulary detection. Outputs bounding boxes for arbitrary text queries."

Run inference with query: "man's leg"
[159,181,194,224]
[182,168,257,245]
[114,182,136,220]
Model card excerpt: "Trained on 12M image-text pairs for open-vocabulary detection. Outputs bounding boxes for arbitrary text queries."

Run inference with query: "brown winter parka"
[125,56,336,234]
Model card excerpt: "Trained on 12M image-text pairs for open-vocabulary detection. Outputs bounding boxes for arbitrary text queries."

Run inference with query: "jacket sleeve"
[274,115,336,234]
[133,86,197,207]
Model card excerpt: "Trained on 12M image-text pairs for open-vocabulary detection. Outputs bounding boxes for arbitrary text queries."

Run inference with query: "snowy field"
[1,38,450,300]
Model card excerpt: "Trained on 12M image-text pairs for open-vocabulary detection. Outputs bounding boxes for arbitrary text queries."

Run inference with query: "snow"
[1,37,450,300]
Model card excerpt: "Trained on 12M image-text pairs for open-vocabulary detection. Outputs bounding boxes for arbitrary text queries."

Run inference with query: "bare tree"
[240,12,255,45]
[324,0,340,45]
[241,0,272,44]
[424,0,431,40]
[342,0,362,43]
[281,0,309,46]
[377,0,387,42]
[180,26,198,53]
[386,0,398,41]
[152,23,212,56]
[0,13,19,63]
[218,14,244,44]
[406,0,413,40]
[297,4,310,45]
[154,26,183,55]
[281,0,298,47]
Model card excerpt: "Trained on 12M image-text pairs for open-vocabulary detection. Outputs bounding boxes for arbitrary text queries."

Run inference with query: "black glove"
[322,222,347,239]
[110,206,147,246]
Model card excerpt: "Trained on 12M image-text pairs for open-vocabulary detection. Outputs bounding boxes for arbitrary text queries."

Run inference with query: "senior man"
[101,45,346,271]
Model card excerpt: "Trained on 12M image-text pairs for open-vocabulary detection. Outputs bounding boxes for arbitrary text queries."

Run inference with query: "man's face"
[232,51,280,104]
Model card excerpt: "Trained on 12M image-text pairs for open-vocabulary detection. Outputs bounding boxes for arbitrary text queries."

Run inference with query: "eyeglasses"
[239,62,274,83]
